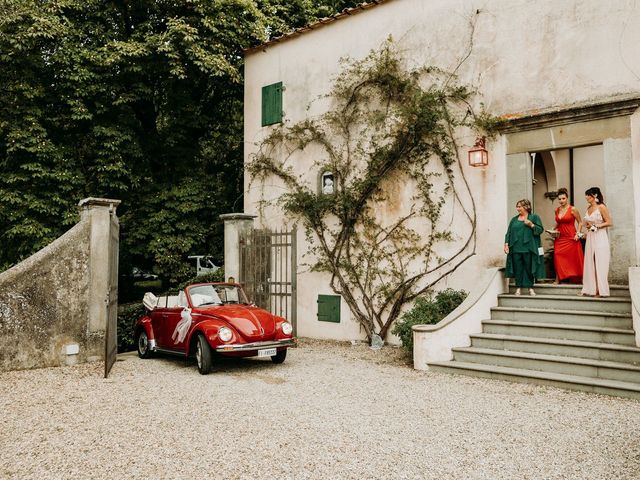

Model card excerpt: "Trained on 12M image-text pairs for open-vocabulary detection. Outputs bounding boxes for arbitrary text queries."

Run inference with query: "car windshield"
[187,284,249,307]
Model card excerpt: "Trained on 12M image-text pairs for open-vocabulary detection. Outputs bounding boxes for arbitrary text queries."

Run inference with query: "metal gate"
[104,209,119,378]
[239,227,297,333]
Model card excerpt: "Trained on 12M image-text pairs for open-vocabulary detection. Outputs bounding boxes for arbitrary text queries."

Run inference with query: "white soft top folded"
[143,292,184,310]
[143,292,158,310]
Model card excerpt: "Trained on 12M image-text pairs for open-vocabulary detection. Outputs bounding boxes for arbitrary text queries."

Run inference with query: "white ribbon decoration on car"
[172,308,192,344]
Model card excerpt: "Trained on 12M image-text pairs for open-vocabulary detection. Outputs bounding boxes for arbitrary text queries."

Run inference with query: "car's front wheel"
[137,330,152,359]
[271,348,287,364]
[195,334,213,375]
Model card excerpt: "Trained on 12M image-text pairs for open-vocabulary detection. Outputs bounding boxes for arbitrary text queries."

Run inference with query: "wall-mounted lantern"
[468,136,489,167]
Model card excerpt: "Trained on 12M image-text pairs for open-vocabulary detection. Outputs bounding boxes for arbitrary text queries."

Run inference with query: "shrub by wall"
[392,288,468,352]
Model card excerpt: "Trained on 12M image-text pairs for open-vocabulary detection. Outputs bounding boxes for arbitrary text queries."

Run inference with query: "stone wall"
[0,198,119,371]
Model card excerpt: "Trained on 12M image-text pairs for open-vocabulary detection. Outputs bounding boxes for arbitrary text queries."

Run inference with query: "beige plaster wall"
[243,0,640,340]
[245,0,640,139]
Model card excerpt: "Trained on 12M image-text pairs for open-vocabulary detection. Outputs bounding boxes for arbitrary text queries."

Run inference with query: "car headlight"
[218,327,233,342]
[281,322,293,335]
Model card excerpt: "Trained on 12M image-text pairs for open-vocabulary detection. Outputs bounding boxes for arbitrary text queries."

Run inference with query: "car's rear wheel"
[137,330,152,359]
[271,348,287,364]
[195,334,213,375]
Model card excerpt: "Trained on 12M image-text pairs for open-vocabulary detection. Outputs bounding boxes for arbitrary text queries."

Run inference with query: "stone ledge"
[498,94,640,133]
[78,197,121,210]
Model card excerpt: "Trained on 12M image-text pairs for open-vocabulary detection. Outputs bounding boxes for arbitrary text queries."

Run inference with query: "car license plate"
[258,348,277,357]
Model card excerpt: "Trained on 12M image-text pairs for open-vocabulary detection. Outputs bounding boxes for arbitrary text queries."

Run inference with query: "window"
[188,286,221,307]
[262,82,283,126]
[317,294,341,323]
[177,291,189,308]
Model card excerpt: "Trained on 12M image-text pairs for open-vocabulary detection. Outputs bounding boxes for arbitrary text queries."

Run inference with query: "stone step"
[471,333,640,365]
[508,283,629,297]
[432,280,639,399]
[452,347,640,383]
[429,361,640,400]
[498,294,631,314]
[490,306,632,329]
[482,320,637,346]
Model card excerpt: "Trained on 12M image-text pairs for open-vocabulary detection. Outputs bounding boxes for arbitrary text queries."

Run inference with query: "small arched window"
[321,171,335,195]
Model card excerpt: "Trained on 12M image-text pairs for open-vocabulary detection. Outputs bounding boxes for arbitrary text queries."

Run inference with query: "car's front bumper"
[215,338,296,353]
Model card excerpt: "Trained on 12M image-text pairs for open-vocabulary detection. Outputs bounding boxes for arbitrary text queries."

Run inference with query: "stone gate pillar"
[78,198,121,344]
[219,213,256,282]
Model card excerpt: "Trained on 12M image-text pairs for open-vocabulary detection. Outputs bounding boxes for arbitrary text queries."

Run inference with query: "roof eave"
[244,0,395,56]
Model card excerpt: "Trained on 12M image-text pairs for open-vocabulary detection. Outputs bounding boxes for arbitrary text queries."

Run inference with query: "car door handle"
[162,314,168,319]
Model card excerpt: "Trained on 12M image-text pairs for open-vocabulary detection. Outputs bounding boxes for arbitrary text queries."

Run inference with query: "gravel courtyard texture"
[1,338,639,479]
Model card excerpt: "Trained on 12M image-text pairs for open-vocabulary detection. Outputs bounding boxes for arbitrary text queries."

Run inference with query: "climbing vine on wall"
[248,39,496,341]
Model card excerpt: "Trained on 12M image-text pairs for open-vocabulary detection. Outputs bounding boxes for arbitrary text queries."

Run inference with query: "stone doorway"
[503,98,638,283]
[527,145,605,279]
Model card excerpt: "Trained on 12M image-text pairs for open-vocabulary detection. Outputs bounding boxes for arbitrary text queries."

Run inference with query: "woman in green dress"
[503,199,545,295]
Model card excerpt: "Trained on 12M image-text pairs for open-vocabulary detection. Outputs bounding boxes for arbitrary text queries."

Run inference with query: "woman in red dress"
[553,188,584,284]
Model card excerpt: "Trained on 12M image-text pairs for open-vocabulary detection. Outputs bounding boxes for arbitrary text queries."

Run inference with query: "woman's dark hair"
[557,187,568,197]
[585,186,605,204]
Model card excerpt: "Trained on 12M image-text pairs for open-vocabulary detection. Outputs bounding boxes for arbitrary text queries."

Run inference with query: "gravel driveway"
[1,338,639,479]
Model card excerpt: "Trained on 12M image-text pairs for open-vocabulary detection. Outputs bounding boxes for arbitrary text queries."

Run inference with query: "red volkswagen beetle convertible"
[134,282,295,374]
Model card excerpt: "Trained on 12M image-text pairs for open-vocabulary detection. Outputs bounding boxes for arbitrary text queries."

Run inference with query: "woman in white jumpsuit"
[580,187,613,297]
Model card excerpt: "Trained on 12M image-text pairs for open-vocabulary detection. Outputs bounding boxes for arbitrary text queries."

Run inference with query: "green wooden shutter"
[317,294,341,323]
[261,82,283,126]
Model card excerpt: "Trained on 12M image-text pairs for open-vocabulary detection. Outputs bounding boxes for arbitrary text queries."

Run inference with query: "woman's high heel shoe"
[529,289,536,296]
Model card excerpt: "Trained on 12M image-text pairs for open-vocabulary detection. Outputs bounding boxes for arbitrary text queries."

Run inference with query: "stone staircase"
[429,283,640,400]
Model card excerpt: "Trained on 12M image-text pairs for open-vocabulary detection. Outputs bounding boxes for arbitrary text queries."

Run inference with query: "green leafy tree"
[0,0,259,278]
[0,0,365,286]
[257,0,362,37]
